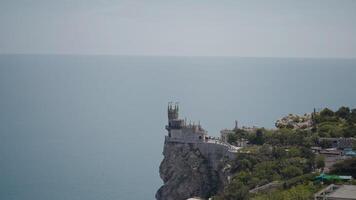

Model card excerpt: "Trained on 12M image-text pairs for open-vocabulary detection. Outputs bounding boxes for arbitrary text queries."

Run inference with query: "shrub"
[281,166,303,179]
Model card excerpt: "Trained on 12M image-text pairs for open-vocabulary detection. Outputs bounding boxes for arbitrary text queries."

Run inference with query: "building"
[220,121,249,147]
[220,120,238,142]
[319,138,355,150]
[314,184,356,200]
[313,137,355,172]
[166,103,208,143]
[164,103,240,164]
[316,148,346,172]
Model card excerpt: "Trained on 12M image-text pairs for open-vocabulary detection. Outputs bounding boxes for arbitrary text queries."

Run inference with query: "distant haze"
[0,0,356,57]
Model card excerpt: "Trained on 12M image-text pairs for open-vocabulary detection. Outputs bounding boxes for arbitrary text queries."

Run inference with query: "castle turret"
[166,102,184,131]
[168,102,179,121]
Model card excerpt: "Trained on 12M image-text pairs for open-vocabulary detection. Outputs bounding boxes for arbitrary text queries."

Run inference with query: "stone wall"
[169,128,206,142]
[165,136,236,169]
[194,142,236,169]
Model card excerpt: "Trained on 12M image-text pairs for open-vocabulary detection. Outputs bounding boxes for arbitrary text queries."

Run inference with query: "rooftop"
[328,185,356,199]
[315,184,356,200]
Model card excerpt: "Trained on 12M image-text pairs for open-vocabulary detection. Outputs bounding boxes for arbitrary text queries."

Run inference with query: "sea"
[1,55,356,200]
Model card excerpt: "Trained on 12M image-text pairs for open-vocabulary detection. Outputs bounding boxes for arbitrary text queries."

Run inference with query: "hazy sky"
[1,0,356,57]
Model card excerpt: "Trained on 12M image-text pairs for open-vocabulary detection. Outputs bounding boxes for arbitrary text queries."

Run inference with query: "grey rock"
[156,142,231,200]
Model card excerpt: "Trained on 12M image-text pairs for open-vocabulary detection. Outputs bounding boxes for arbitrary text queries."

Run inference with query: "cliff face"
[156,142,232,200]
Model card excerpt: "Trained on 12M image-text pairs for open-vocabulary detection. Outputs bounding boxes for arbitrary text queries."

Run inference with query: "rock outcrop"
[156,142,232,200]
[275,113,313,130]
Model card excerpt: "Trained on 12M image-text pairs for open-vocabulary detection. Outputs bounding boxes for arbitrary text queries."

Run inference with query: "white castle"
[164,103,240,162]
[166,103,208,142]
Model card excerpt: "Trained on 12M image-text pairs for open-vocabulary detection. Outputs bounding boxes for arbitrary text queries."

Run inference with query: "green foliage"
[259,144,272,156]
[283,173,316,189]
[351,109,356,123]
[315,155,325,169]
[317,122,344,137]
[272,147,287,159]
[227,133,237,144]
[314,106,356,137]
[248,128,265,145]
[343,124,356,137]
[222,179,249,200]
[281,166,303,179]
[287,147,301,157]
[253,161,280,182]
[262,128,313,147]
[235,128,250,139]
[217,106,355,199]
[330,158,356,178]
[336,106,350,119]
[251,183,319,200]
[254,129,265,145]
[219,144,317,198]
[320,108,335,117]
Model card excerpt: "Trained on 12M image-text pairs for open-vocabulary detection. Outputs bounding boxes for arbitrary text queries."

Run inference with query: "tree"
[238,159,252,171]
[253,129,264,145]
[343,125,356,137]
[259,144,273,155]
[223,180,249,200]
[330,158,356,178]
[315,155,325,169]
[252,184,317,200]
[281,166,303,179]
[320,108,334,117]
[227,133,237,144]
[335,106,350,119]
[318,108,336,123]
[272,147,287,159]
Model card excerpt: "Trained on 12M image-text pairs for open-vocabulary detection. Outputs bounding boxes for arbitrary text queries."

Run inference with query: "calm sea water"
[1,55,356,200]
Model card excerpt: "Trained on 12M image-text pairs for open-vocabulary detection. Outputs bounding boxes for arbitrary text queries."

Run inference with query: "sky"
[0,0,356,57]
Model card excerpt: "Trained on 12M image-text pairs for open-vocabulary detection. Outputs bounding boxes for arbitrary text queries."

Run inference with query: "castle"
[166,103,208,143]
[164,103,240,162]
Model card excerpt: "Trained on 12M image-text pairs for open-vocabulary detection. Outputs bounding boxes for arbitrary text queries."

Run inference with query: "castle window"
[199,136,202,139]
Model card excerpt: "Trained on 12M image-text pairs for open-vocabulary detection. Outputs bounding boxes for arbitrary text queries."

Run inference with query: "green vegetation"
[330,158,356,178]
[214,106,356,200]
[227,106,356,147]
[213,144,317,200]
[251,183,321,200]
[315,107,356,138]
[315,155,325,169]
[227,133,238,144]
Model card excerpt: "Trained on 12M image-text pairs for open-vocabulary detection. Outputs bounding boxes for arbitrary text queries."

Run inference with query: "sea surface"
[1,55,356,200]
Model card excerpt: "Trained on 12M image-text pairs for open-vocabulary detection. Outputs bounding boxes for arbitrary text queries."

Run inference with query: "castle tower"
[166,102,183,131]
[168,102,179,121]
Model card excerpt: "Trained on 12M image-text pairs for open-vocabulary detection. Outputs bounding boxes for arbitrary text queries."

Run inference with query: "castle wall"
[165,136,236,169]
[194,142,236,169]
[165,105,237,170]
[169,128,206,143]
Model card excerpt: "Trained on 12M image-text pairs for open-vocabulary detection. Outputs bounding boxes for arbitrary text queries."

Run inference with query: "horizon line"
[1,53,356,59]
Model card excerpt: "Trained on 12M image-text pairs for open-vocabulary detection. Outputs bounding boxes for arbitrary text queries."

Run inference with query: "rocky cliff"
[156,142,232,200]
